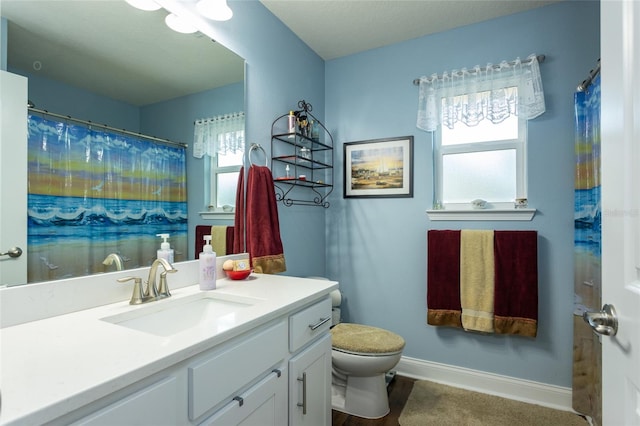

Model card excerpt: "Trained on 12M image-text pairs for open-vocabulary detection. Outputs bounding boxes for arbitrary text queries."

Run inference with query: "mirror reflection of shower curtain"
[26,114,187,283]
[572,73,601,426]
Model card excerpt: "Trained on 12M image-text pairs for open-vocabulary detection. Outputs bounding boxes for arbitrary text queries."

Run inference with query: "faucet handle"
[117,276,145,305]
[158,272,171,298]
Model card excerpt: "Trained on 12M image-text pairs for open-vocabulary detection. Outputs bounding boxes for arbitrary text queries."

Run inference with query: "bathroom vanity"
[0,260,337,426]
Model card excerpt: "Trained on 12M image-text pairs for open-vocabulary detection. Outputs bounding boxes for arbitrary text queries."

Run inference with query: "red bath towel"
[493,231,538,337]
[234,166,286,274]
[427,230,462,328]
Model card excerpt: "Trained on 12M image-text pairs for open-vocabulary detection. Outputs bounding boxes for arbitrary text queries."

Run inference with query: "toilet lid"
[331,323,405,355]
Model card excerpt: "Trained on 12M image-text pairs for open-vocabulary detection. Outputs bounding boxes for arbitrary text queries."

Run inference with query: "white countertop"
[0,271,337,425]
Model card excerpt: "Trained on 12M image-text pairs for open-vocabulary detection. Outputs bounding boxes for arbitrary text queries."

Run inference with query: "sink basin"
[101,292,263,337]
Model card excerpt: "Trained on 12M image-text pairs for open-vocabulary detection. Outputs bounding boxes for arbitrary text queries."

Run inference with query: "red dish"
[225,269,251,280]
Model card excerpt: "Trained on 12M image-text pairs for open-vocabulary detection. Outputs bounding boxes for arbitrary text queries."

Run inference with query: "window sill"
[426,208,536,221]
[199,211,235,221]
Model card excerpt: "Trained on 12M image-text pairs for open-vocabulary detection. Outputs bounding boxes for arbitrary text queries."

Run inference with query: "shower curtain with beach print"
[27,113,187,283]
[572,73,601,425]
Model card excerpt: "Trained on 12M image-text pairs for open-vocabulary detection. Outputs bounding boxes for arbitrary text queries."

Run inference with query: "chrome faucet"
[103,253,124,271]
[117,258,177,305]
[146,258,178,300]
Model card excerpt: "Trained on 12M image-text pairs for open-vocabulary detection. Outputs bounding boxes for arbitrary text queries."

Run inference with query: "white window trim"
[431,94,535,220]
[426,207,536,221]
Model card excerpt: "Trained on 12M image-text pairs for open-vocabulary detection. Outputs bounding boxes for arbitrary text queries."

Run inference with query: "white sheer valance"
[416,54,545,132]
[193,112,245,158]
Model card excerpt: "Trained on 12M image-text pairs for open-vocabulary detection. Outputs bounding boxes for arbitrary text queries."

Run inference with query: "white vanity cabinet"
[46,294,334,426]
[288,297,333,426]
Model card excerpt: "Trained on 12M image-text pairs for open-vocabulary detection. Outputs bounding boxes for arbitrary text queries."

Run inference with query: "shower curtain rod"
[412,54,546,86]
[28,107,187,148]
[577,59,601,92]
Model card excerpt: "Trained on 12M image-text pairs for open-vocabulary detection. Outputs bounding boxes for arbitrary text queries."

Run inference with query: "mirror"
[1,0,245,285]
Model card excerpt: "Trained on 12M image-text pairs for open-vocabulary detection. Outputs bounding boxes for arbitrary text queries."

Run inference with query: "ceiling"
[1,0,559,106]
[259,0,561,60]
[1,0,244,107]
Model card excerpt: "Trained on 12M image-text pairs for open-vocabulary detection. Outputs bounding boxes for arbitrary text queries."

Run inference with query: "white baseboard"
[395,356,576,413]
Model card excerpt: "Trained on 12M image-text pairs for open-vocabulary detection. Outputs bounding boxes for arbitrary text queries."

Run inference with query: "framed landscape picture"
[343,136,414,198]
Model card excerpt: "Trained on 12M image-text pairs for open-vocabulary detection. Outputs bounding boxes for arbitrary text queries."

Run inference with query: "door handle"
[583,304,618,336]
[0,247,22,258]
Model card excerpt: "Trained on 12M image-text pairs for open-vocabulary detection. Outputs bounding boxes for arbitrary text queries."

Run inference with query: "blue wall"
[324,1,599,387]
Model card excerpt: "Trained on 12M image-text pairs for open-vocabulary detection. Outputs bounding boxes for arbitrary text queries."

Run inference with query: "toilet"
[330,322,405,419]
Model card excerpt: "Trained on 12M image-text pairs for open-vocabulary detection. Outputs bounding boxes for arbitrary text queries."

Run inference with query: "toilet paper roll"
[332,308,341,325]
[330,289,342,307]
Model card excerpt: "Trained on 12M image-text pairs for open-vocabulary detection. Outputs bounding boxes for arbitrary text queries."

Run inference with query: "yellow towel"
[210,226,228,255]
[460,230,495,333]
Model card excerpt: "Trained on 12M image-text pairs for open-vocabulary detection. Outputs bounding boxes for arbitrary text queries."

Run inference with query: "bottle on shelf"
[287,110,296,135]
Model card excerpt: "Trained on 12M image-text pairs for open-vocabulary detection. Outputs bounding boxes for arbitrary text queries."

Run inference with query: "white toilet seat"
[332,347,403,357]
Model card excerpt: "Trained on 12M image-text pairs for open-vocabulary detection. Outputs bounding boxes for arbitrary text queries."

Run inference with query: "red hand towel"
[493,230,538,337]
[427,230,462,328]
[235,166,286,274]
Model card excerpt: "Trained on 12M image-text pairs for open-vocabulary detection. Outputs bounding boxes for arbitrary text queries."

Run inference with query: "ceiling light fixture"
[124,0,162,11]
[165,13,198,34]
[196,0,233,21]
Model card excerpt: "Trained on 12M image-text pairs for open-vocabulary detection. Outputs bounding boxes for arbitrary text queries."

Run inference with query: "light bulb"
[165,13,198,34]
[124,0,161,11]
[196,0,233,21]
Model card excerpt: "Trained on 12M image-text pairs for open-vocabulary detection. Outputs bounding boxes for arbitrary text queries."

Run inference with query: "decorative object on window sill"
[471,199,487,209]
[193,112,245,158]
[414,54,546,132]
[344,136,414,199]
[271,100,334,208]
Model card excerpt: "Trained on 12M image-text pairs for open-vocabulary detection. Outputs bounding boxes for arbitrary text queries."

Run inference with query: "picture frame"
[343,136,414,198]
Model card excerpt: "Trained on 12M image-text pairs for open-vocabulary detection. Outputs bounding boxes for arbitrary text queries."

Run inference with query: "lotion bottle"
[199,235,217,290]
[156,233,174,263]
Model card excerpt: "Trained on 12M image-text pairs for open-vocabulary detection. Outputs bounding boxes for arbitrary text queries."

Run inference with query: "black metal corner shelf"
[271,100,333,208]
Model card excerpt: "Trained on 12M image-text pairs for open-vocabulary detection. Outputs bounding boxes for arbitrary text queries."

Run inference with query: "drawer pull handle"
[308,317,330,331]
[233,396,244,407]
[272,368,282,378]
[297,372,307,415]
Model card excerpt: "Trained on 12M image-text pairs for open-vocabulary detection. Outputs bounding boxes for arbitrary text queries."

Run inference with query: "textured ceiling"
[260,0,560,60]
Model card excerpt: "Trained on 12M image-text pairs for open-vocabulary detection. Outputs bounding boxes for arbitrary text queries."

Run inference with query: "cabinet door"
[200,368,288,426]
[73,377,179,426]
[289,333,332,426]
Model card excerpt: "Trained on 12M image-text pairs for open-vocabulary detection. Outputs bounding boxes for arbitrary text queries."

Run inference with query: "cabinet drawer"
[289,296,332,352]
[188,320,288,421]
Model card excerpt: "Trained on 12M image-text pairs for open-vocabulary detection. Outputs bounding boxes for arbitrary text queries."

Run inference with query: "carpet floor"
[398,380,589,426]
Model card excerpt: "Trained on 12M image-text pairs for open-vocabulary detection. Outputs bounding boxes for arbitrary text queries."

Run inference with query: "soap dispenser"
[156,233,174,263]
[199,235,217,290]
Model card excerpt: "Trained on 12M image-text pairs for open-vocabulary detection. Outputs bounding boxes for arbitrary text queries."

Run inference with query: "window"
[435,88,527,209]
[209,148,243,211]
[193,112,245,215]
